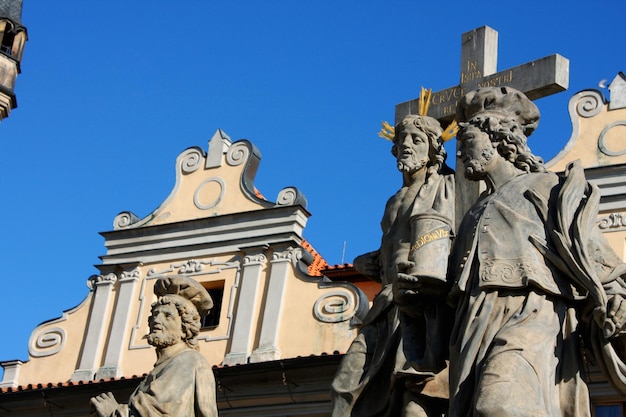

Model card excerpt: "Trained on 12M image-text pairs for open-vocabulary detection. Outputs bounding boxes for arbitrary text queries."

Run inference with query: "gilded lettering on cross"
[395,26,569,125]
[394,26,570,230]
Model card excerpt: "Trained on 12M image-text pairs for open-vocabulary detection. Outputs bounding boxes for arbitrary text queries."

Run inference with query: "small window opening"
[201,281,224,329]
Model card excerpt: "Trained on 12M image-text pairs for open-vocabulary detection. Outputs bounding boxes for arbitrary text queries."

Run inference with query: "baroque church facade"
[2,2,626,416]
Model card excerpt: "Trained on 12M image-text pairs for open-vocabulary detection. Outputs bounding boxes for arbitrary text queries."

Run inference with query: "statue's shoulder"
[442,171,456,188]
[517,170,560,194]
[424,171,455,192]
[172,348,212,369]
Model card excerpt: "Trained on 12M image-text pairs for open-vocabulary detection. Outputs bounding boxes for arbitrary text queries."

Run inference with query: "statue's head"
[456,87,545,179]
[392,115,448,176]
[147,276,213,350]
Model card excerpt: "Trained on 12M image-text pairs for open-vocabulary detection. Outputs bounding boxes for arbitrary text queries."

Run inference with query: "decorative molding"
[276,187,307,208]
[88,273,117,289]
[113,211,140,230]
[28,327,66,358]
[193,177,225,210]
[147,259,239,278]
[112,145,207,230]
[131,259,240,349]
[226,142,250,167]
[243,253,267,266]
[180,147,204,174]
[101,205,309,266]
[276,187,297,206]
[313,291,358,323]
[205,129,232,169]
[546,89,607,169]
[271,246,296,262]
[25,293,92,360]
[598,121,626,157]
[119,268,141,282]
[598,212,626,231]
[289,245,368,325]
[574,89,605,118]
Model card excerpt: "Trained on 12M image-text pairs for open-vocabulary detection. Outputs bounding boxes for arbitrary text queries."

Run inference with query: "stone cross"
[394,26,570,229]
[395,26,569,125]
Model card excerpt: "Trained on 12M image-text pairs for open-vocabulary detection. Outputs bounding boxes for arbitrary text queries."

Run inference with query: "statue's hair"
[153,295,202,350]
[393,115,453,177]
[460,113,546,173]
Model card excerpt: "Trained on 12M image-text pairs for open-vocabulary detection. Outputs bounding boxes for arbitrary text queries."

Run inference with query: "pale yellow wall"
[603,230,626,261]
[548,92,626,172]
[17,295,93,385]
[278,275,358,357]
[148,158,266,226]
[545,87,626,264]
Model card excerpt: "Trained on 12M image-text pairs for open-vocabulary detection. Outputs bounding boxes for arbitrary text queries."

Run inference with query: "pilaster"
[95,267,141,380]
[0,360,22,388]
[70,273,117,382]
[250,245,295,363]
[223,247,267,366]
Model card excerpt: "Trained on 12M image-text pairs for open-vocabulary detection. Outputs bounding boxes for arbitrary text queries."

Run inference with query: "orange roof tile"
[300,240,329,276]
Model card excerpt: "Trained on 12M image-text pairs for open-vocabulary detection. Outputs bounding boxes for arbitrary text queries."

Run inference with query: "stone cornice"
[99,205,310,266]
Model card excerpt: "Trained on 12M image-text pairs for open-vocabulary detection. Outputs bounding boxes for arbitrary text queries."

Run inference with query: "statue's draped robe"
[448,162,626,417]
[116,344,218,417]
[331,172,454,417]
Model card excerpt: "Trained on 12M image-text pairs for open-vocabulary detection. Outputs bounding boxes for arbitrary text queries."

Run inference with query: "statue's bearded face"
[458,126,497,180]
[393,123,430,174]
[147,303,184,348]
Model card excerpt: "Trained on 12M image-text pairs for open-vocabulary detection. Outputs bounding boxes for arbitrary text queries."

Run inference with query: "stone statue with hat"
[90,276,218,417]
[448,86,626,417]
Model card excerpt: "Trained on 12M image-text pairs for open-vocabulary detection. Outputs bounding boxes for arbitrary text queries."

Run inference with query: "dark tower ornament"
[0,0,27,121]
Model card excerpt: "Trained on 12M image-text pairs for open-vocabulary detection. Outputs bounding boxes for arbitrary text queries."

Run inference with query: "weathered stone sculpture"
[90,276,218,417]
[448,86,626,417]
[331,115,455,417]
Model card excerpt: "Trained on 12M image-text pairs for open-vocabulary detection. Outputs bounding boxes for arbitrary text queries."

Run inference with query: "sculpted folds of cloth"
[90,276,218,417]
[448,86,626,417]
[331,115,455,417]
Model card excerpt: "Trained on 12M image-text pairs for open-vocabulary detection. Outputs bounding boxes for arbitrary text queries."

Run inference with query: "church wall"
[15,294,93,385]
[1,132,368,389]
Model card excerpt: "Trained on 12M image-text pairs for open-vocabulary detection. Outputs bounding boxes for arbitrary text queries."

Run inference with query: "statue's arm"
[195,364,219,417]
[401,175,455,296]
[353,250,381,282]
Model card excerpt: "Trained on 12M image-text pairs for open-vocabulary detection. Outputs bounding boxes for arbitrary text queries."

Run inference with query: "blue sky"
[1,1,625,371]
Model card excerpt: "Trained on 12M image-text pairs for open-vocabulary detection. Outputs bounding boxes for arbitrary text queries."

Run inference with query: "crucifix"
[394,26,570,228]
[396,26,569,125]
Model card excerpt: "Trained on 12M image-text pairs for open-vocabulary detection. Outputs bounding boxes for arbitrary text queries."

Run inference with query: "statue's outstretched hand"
[396,272,448,297]
[90,392,120,417]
